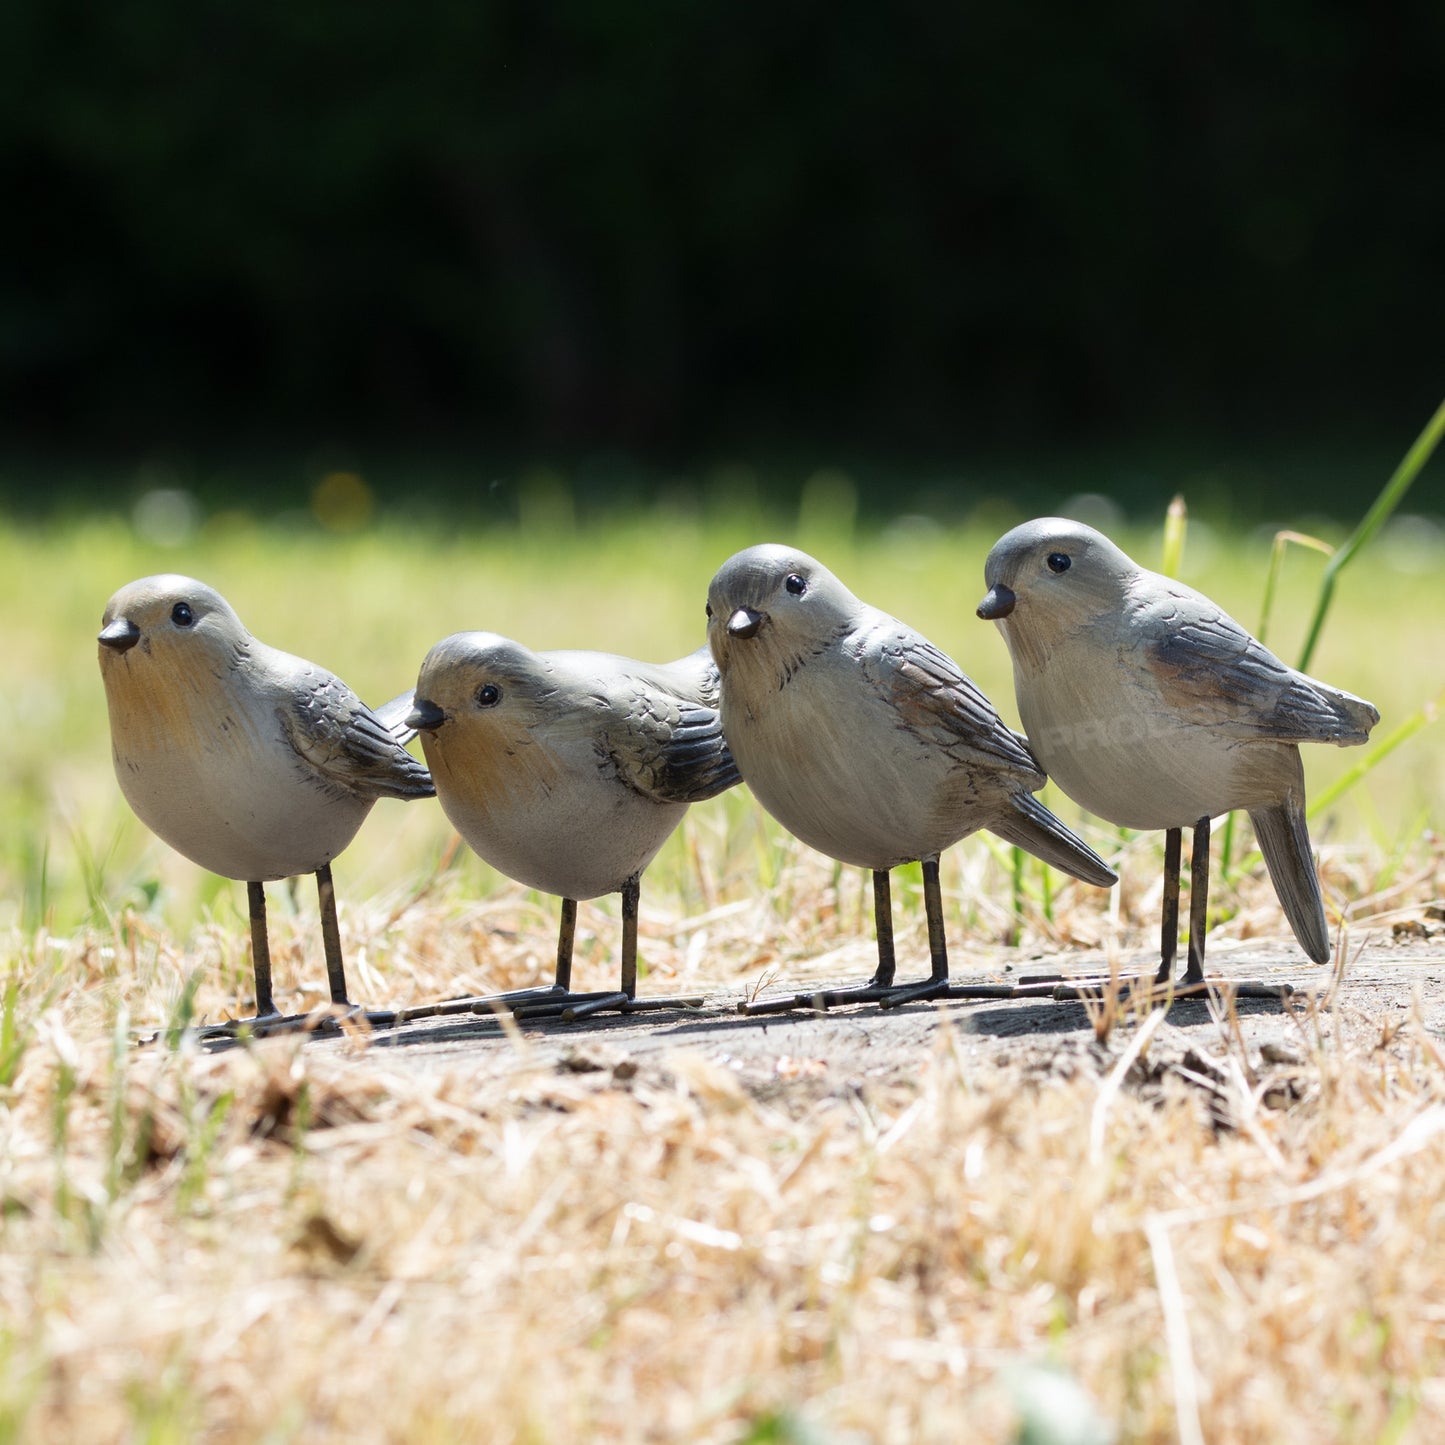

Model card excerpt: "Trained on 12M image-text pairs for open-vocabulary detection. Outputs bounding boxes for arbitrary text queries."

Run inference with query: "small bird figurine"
[978,518,1379,989]
[406,632,740,1020]
[707,543,1117,1012]
[98,574,434,1032]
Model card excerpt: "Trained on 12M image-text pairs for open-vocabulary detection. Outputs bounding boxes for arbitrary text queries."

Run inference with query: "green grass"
[5,482,1439,941]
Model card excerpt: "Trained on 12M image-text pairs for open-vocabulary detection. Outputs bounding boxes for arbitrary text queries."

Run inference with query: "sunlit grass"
[7,486,1441,940]
[1,456,1443,1441]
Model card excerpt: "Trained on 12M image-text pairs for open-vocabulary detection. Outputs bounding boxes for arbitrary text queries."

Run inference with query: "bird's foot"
[396,986,704,1024]
[739,976,1017,1016]
[526,989,706,1023]
[1049,972,1295,1004]
[180,1002,393,1045]
[390,985,572,1023]
[363,985,708,1027]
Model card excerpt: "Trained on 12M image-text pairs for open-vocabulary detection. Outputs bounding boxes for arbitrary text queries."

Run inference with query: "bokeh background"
[4,0,1444,523]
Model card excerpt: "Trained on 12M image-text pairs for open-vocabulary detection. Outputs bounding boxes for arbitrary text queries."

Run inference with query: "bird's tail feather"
[669,645,723,707]
[1249,798,1331,963]
[375,689,421,746]
[993,793,1118,888]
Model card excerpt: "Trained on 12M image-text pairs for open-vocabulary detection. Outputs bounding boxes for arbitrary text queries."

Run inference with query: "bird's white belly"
[111,722,369,881]
[725,682,970,871]
[1017,664,1250,831]
[425,735,684,900]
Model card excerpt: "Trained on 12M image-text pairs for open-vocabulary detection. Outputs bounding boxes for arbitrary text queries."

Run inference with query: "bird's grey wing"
[860,629,1045,783]
[600,676,741,805]
[277,668,436,800]
[1147,594,1378,745]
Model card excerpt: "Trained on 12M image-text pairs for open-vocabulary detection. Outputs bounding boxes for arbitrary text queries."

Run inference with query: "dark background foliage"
[3,0,1442,513]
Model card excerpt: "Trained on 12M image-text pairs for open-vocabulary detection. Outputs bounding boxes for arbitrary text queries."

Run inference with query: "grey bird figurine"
[978,518,1379,989]
[406,632,740,1021]
[707,543,1117,1013]
[98,574,434,1033]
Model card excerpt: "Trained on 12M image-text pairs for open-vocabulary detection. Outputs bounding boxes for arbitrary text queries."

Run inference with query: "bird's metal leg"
[299,864,403,1033]
[196,874,381,1042]
[923,856,948,984]
[620,874,639,1000]
[1061,825,1192,1004]
[305,862,405,1030]
[409,885,682,1028]
[473,877,699,1025]
[872,869,896,990]
[746,856,1011,1016]
[249,880,276,1018]
[561,877,640,1021]
[1046,816,1294,1008]
[1127,813,1288,1002]
[188,883,267,1041]
[880,856,976,1009]
[1155,828,1183,987]
[1146,815,1212,996]
[193,881,287,1040]
[1183,816,1211,986]
[316,863,349,1006]
[555,897,577,991]
[740,866,904,1014]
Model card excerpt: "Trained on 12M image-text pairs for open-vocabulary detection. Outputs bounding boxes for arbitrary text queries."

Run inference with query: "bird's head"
[408,631,570,806]
[98,574,250,682]
[705,543,860,682]
[978,518,1137,655]
[408,631,554,729]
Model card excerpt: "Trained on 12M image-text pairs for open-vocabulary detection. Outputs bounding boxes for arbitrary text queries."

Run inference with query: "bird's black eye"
[476,683,501,708]
[1046,553,1071,574]
[171,602,195,626]
[785,573,808,596]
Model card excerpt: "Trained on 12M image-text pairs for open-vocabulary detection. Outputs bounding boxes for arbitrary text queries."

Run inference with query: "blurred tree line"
[2,0,1443,493]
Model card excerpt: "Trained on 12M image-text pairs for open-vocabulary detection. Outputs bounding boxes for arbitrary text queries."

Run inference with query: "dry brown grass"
[3,823,1445,1443]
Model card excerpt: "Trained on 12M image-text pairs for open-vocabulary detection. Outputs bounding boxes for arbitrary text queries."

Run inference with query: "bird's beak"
[727,606,764,639]
[98,618,141,652]
[406,697,448,732]
[976,585,1016,621]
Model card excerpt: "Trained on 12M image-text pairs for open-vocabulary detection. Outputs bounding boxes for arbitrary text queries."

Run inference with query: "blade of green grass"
[1226,527,1332,878]
[1257,531,1334,648]
[1297,396,1445,672]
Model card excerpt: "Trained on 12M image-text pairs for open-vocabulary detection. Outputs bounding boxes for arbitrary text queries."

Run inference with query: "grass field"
[2,481,1444,1441]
